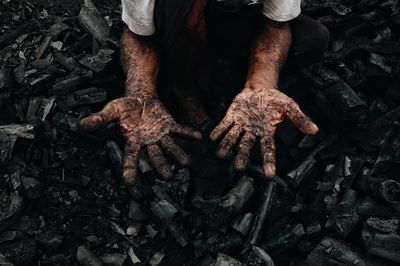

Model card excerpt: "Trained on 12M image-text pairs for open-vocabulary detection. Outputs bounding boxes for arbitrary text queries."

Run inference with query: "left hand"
[210,86,318,178]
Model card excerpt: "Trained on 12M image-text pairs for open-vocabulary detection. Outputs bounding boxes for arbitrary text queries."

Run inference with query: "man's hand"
[80,96,201,184]
[210,86,318,178]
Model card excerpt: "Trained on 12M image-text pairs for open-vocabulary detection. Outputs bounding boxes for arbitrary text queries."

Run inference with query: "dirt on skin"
[0,0,120,35]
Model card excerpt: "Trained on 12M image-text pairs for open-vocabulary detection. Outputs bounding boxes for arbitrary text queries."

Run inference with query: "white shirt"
[121,0,301,36]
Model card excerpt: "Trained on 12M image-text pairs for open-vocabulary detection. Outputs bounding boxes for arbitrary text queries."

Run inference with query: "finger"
[234,132,256,171]
[210,117,233,141]
[216,125,242,159]
[260,134,276,179]
[147,144,173,179]
[80,102,118,131]
[160,136,191,167]
[285,102,319,135]
[173,125,202,140]
[122,139,140,185]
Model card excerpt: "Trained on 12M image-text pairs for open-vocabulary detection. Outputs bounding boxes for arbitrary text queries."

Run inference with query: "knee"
[313,22,330,54]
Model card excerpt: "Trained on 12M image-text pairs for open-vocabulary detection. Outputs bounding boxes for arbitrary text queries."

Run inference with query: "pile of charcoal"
[0,0,400,265]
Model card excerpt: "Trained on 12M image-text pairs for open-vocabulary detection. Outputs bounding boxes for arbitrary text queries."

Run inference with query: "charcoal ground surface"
[1,0,400,265]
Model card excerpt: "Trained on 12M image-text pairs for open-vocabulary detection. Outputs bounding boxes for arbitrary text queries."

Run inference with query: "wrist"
[243,80,278,92]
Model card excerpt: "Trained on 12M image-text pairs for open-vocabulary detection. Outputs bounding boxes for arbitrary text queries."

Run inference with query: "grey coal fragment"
[64,87,107,108]
[246,181,276,246]
[106,140,123,173]
[21,177,40,200]
[215,253,242,266]
[36,230,63,250]
[242,246,274,266]
[362,218,400,263]
[231,213,254,236]
[99,253,127,266]
[77,245,103,266]
[149,251,165,266]
[372,127,400,177]
[355,175,400,203]
[150,199,178,223]
[192,176,255,228]
[302,236,370,266]
[50,70,93,96]
[79,49,115,73]
[357,199,400,216]
[127,247,141,264]
[168,221,189,247]
[261,224,305,252]
[0,130,17,165]
[0,253,12,266]
[128,200,147,221]
[0,191,24,232]
[0,231,25,244]
[78,0,111,43]
[0,124,34,139]
[194,231,242,253]
[325,189,361,237]
[109,221,126,236]
[305,223,322,237]
[0,239,37,265]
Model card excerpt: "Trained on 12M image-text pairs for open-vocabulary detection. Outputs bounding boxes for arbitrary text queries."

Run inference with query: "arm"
[245,19,291,90]
[210,18,318,178]
[80,27,201,184]
[120,27,159,99]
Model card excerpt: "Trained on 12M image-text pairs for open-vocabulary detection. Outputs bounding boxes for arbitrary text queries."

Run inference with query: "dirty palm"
[80,0,320,184]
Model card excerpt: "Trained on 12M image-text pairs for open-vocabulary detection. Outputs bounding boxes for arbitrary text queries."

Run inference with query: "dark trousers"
[154,0,330,115]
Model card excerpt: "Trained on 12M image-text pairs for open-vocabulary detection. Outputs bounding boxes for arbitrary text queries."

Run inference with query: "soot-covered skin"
[210,87,318,178]
[80,96,201,184]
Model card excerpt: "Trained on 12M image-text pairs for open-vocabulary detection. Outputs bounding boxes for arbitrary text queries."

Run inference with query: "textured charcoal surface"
[0,0,400,265]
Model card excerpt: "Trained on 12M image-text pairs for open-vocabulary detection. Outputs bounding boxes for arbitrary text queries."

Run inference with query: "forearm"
[120,27,159,98]
[246,18,292,89]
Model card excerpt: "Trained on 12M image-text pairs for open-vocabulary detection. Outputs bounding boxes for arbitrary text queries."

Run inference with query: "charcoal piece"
[242,246,274,266]
[305,223,322,237]
[36,35,52,59]
[21,177,40,200]
[106,140,123,173]
[246,181,276,246]
[78,0,111,43]
[287,135,336,187]
[146,225,158,238]
[100,253,127,266]
[50,70,93,95]
[79,49,115,73]
[127,247,141,264]
[0,69,13,90]
[302,237,369,266]
[232,213,254,236]
[359,41,400,55]
[0,231,25,244]
[368,53,394,74]
[64,87,107,108]
[372,127,400,177]
[302,64,369,124]
[362,219,400,263]
[53,51,80,71]
[0,130,17,165]
[128,201,147,221]
[0,20,38,50]
[168,221,188,247]
[357,199,400,216]
[151,199,178,223]
[215,253,242,266]
[355,175,400,203]
[0,191,23,232]
[192,176,255,228]
[109,221,126,236]
[367,217,400,234]
[36,230,63,250]
[149,251,165,266]
[261,224,305,253]
[195,232,242,253]
[0,239,36,265]
[0,254,12,266]
[325,189,361,237]
[77,245,103,266]
[0,124,34,139]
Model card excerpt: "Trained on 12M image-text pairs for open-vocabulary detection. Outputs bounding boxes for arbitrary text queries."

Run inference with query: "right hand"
[80,96,202,185]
